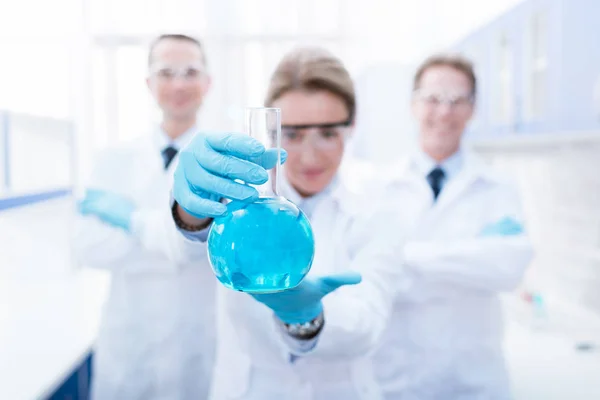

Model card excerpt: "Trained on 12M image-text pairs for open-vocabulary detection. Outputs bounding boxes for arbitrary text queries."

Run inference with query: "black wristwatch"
[171,201,211,232]
[282,313,325,340]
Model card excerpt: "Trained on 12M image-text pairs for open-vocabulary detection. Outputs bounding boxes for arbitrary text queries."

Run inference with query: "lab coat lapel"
[431,151,491,214]
[388,157,427,188]
[312,181,359,277]
[152,124,199,176]
[384,157,431,201]
[388,157,412,183]
[300,182,348,277]
[278,175,351,276]
[132,133,172,205]
[164,129,197,176]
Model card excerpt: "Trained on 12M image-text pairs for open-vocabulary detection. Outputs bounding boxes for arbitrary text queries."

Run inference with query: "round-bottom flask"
[208,196,314,293]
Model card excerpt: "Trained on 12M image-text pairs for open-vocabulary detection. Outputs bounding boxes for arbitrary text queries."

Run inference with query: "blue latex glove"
[173,132,287,219]
[78,189,136,231]
[251,272,362,324]
[480,216,524,237]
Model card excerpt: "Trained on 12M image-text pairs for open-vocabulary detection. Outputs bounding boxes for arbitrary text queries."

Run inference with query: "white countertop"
[0,270,109,400]
[0,197,111,399]
[506,321,600,400]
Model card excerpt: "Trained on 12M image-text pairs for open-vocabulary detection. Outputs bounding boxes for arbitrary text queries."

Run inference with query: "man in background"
[371,53,533,399]
[74,34,216,399]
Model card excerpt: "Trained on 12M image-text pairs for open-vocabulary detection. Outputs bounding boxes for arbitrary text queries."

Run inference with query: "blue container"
[208,196,315,293]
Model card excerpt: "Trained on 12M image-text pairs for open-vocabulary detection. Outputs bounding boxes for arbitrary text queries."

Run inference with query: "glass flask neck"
[245,107,281,197]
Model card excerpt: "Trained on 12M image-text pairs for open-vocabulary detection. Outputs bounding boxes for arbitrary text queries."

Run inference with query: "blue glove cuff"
[274,302,323,325]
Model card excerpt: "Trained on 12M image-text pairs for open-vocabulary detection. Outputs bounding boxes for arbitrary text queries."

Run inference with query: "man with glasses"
[370,53,534,399]
[74,34,215,399]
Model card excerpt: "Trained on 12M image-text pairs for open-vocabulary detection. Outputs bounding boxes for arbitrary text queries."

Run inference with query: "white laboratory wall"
[0,39,74,194]
[473,135,600,322]
[595,73,600,120]
[6,114,73,193]
[0,0,79,117]
[0,0,81,194]
[351,63,418,164]
[0,41,71,120]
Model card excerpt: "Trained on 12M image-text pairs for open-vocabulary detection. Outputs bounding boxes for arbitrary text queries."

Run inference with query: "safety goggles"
[148,62,207,81]
[280,118,352,151]
[413,88,474,108]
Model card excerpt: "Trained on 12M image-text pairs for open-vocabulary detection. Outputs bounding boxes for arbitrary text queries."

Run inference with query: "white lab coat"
[73,133,216,400]
[169,174,407,399]
[209,176,410,400]
[371,151,534,400]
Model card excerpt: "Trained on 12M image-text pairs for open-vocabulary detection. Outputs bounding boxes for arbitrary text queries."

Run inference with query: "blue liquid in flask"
[207,197,315,293]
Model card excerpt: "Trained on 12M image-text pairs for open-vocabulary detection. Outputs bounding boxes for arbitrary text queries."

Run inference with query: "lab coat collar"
[153,123,198,152]
[454,149,498,184]
[412,148,464,182]
[388,146,497,185]
[277,172,350,216]
[278,172,342,202]
[427,149,498,210]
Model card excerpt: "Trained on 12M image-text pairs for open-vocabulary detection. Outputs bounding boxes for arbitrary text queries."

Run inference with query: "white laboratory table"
[0,269,109,400]
[506,321,600,400]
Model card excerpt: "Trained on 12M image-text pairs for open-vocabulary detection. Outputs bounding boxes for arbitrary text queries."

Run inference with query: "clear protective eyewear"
[148,62,206,81]
[414,88,474,108]
[281,118,352,151]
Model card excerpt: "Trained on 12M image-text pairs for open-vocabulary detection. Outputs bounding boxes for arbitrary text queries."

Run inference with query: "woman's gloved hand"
[173,132,287,219]
[251,272,362,324]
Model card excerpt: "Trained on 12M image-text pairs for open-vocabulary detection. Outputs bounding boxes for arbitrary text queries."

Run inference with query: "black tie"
[162,146,178,170]
[427,166,445,200]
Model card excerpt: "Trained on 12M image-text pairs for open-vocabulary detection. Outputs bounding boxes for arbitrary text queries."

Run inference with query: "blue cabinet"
[47,353,93,400]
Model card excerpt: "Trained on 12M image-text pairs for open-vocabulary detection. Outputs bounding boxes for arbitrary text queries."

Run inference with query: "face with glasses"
[272,90,351,197]
[412,65,475,161]
[146,38,211,121]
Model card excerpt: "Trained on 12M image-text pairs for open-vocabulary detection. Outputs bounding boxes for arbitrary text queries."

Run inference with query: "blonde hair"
[265,46,356,120]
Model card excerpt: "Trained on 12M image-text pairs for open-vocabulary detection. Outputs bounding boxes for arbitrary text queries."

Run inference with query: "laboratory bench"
[0,191,106,400]
[0,269,109,400]
[505,319,600,399]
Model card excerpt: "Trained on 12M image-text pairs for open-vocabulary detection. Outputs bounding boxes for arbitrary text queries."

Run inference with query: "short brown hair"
[413,53,476,96]
[265,46,355,120]
[148,34,207,67]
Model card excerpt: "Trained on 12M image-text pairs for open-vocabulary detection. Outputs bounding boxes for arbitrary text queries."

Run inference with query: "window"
[4,113,73,192]
[0,41,71,119]
[494,33,514,125]
[90,48,111,149]
[87,0,208,36]
[0,0,78,194]
[87,0,353,139]
[115,46,158,141]
[525,11,548,120]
